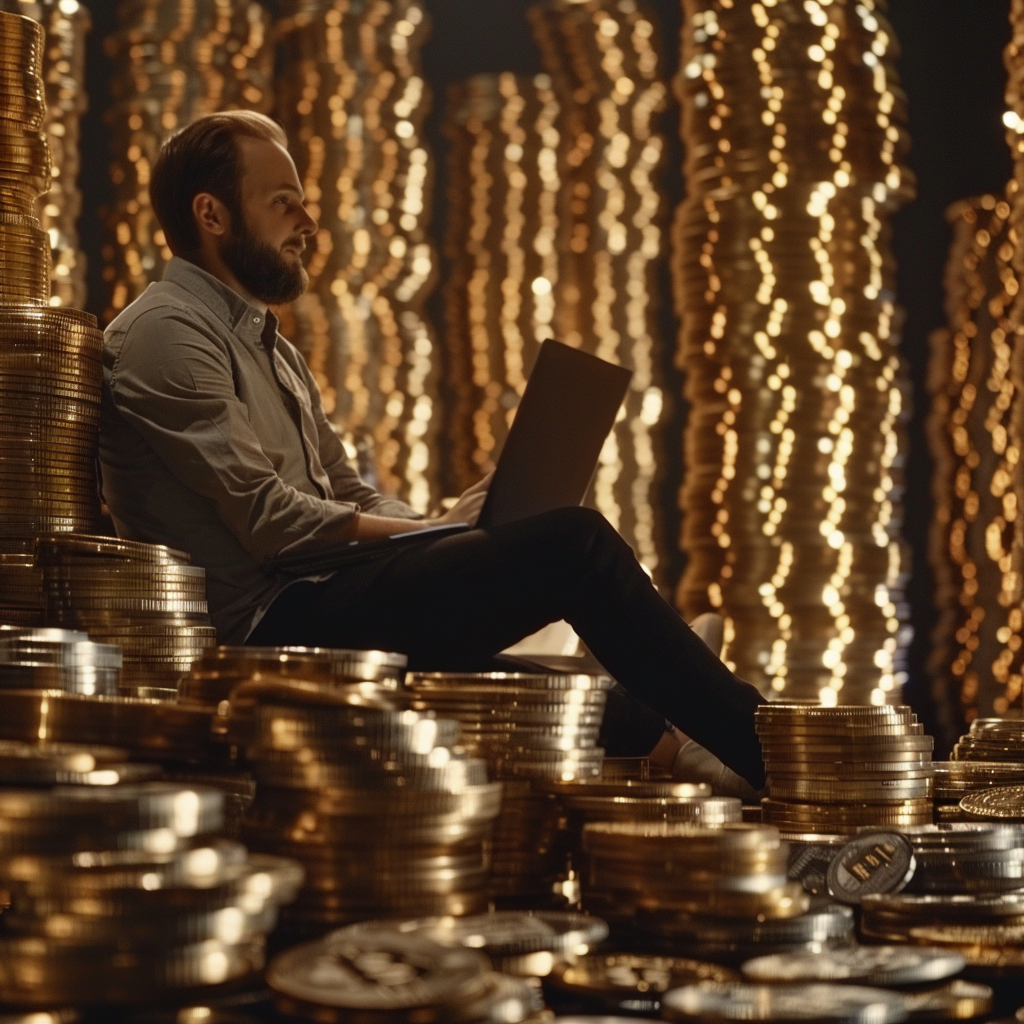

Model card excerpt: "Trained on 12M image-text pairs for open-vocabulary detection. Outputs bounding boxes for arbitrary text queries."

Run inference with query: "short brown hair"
[150,111,288,257]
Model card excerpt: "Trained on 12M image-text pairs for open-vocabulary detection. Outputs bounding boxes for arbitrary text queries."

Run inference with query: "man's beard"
[220,212,308,306]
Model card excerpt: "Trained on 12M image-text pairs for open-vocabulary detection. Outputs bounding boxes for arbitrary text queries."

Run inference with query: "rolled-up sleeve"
[108,309,362,563]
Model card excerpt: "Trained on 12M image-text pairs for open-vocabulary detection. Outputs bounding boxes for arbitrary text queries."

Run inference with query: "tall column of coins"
[927,193,1024,727]
[0,11,103,632]
[0,0,90,307]
[0,776,302,1009]
[525,0,667,576]
[406,671,612,905]
[273,0,441,512]
[442,73,565,494]
[673,0,914,704]
[757,704,934,834]
[102,0,273,324]
[223,676,501,938]
[36,534,217,696]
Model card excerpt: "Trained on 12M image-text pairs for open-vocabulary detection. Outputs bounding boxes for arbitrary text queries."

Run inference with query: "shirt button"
[253,316,261,323]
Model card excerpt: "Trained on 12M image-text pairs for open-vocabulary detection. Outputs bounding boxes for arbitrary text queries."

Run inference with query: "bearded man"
[98,111,766,791]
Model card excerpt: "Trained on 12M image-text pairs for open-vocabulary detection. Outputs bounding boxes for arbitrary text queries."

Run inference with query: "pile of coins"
[273,0,440,511]
[102,0,273,322]
[581,821,855,965]
[0,11,104,610]
[0,0,90,307]
[757,704,934,834]
[37,533,217,695]
[182,644,408,707]
[0,772,301,1008]
[673,0,914,704]
[932,760,1024,822]
[927,193,1024,729]
[952,717,1024,761]
[861,889,1024,975]
[545,778,739,885]
[407,671,612,904]
[898,822,1024,895]
[0,625,120,696]
[268,928,547,1024]
[226,677,501,938]
[348,910,609,980]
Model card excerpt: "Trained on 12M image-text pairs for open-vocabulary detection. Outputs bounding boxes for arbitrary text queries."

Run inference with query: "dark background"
[77,0,1014,739]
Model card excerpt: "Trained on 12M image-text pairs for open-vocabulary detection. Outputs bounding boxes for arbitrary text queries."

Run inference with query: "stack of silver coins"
[897,823,1024,895]
[0,625,120,695]
[181,645,407,707]
[36,533,217,695]
[225,678,501,938]
[268,929,549,1024]
[345,910,609,980]
[406,671,612,905]
[952,717,1024,761]
[757,704,934,834]
[0,773,302,1009]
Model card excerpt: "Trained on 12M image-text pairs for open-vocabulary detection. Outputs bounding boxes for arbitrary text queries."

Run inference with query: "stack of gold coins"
[861,889,1024,975]
[268,929,548,1024]
[527,0,668,578]
[582,822,808,923]
[757,704,934,834]
[0,8,51,302]
[224,679,501,939]
[407,671,612,905]
[102,0,273,323]
[36,533,217,695]
[580,822,856,965]
[932,761,1024,822]
[927,194,1024,728]
[0,306,103,563]
[0,553,43,624]
[0,625,120,695]
[673,0,914,705]
[952,718,1024,761]
[544,778,740,882]
[0,0,90,307]
[442,73,565,497]
[181,645,408,706]
[0,779,302,1009]
[273,0,441,512]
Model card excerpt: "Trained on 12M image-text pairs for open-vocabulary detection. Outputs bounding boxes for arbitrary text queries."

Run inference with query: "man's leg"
[249,506,766,787]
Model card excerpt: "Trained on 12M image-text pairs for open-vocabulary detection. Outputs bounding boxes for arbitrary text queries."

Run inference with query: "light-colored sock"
[672,731,764,802]
[688,612,724,657]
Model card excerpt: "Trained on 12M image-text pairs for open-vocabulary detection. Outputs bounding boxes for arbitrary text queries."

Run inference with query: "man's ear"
[192,192,230,239]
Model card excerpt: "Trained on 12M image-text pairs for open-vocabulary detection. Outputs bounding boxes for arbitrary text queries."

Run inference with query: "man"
[99,111,767,789]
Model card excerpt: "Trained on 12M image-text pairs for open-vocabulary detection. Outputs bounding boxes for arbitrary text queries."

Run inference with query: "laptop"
[274,340,632,575]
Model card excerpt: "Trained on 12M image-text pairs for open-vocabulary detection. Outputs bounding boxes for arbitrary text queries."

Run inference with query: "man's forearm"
[351,512,428,541]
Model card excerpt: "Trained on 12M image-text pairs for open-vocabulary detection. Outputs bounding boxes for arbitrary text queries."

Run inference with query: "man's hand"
[435,471,493,527]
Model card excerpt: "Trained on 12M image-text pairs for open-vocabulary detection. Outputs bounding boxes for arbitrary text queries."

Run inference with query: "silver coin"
[740,946,965,986]
[661,982,910,1023]
[827,833,916,905]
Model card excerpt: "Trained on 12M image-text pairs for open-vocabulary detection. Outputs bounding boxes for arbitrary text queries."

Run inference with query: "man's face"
[219,137,318,306]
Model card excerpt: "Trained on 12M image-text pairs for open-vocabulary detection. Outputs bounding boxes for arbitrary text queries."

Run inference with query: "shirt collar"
[163,256,278,346]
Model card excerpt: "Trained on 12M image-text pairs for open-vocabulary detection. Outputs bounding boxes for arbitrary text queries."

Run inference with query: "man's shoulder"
[105,279,223,342]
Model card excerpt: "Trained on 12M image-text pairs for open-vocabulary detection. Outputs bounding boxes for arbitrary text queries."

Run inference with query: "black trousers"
[248,507,767,787]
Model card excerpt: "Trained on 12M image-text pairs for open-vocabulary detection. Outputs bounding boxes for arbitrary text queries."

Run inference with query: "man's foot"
[672,730,765,802]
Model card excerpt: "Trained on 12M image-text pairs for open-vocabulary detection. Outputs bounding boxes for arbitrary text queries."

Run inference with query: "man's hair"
[150,111,288,257]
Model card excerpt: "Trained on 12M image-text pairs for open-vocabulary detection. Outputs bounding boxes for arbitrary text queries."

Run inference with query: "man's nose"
[299,208,318,235]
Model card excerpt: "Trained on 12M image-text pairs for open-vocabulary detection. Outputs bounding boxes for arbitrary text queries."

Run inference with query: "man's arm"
[108,309,367,561]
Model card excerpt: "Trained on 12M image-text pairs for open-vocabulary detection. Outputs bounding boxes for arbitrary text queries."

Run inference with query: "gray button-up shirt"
[99,257,421,643]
